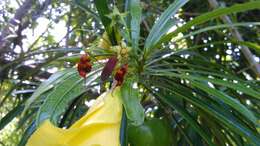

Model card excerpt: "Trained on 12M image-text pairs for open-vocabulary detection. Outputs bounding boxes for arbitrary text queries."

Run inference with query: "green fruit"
[128,118,174,146]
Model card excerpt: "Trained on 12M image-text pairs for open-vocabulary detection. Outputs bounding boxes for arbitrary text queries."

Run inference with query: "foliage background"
[0,0,260,146]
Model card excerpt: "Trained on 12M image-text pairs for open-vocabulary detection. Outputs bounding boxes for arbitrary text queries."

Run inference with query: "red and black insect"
[77,54,92,78]
[114,64,128,86]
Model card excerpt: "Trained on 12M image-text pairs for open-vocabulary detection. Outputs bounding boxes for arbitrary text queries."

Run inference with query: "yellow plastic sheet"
[26,87,122,146]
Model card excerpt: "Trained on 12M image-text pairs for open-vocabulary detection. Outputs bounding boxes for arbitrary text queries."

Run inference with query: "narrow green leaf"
[24,68,75,113]
[36,73,81,126]
[150,82,260,145]
[124,0,131,29]
[130,0,142,50]
[179,93,260,145]
[234,41,260,54]
[152,92,214,146]
[120,109,128,146]
[148,68,243,85]
[150,72,260,99]
[18,121,36,146]
[121,78,144,126]
[156,1,260,49]
[144,0,189,51]
[0,105,24,130]
[94,0,111,29]
[187,75,260,100]
[17,110,36,130]
[94,0,117,45]
[191,81,257,124]
[36,69,100,126]
[175,22,260,43]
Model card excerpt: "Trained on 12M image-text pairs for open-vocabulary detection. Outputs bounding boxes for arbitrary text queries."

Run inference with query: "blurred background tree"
[0,0,259,146]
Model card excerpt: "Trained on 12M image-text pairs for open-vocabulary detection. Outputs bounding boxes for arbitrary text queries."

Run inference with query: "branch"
[0,0,51,53]
[207,0,260,77]
[0,59,51,81]
[0,0,33,52]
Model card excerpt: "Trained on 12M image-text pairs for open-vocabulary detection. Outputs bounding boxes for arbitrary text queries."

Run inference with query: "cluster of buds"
[113,42,130,62]
[114,64,128,86]
[77,54,92,78]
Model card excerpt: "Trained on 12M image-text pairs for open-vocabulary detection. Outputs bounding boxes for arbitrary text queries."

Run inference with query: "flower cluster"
[77,54,92,78]
[114,64,128,86]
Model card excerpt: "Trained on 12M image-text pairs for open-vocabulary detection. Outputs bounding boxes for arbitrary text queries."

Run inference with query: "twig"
[65,9,72,48]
